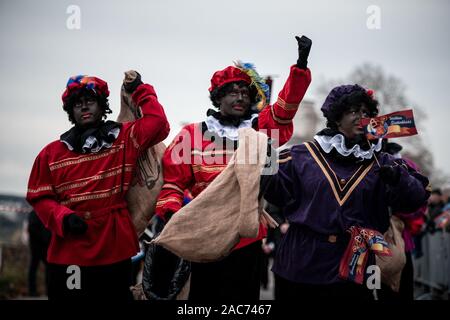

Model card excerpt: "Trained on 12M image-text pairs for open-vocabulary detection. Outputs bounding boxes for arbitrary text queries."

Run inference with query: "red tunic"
[155,65,311,249]
[26,84,170,266]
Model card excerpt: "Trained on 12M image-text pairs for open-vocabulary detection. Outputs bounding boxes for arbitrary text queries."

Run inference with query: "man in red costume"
[153,36,312,300]
[26,72,170,300]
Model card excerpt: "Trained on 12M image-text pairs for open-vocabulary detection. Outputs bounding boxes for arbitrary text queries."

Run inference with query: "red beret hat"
[208,66,251,92]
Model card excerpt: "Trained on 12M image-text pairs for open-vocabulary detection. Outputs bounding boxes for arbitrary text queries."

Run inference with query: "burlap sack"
[376,215,407,292]
[153,128,271,262]
[117,71,165,237]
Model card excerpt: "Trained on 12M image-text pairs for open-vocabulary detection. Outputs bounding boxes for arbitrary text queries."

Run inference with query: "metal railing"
[413,230,450,299]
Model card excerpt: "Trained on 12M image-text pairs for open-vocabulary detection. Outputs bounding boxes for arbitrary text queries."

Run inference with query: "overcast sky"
[1,0,449,196]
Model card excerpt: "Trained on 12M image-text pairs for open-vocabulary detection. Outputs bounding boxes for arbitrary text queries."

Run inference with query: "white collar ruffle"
[204,113,258,141]
[314,133,382,160]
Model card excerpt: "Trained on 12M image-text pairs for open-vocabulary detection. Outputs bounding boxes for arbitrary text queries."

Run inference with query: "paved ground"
[260,259,275,300]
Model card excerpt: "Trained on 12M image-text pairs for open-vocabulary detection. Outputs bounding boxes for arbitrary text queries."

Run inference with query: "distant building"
[286,99,322,147]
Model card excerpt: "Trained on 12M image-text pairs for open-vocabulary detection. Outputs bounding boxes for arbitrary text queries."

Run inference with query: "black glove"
[295,35,312,69]
[379,165,401,186]
[63,213,88,235]
[123,71,143,93]
[142,241,191,300]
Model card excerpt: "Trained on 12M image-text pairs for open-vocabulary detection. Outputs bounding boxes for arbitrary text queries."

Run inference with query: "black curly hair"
[62,88,112,124]
[209,81,259,109]
[326,90,379,130]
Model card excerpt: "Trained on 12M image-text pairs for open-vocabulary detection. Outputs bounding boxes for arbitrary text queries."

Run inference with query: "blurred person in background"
[27,210,51,297]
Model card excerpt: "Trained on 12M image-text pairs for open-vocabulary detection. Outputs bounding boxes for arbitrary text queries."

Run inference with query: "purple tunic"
[264,141,430,284]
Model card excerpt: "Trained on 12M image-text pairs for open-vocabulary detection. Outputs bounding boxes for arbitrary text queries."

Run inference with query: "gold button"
[84,212,91,220]
[328,235,337,243]
[340,178,346,185]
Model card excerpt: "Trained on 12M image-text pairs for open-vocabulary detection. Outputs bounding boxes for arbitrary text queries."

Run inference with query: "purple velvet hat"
[321,84,366,117]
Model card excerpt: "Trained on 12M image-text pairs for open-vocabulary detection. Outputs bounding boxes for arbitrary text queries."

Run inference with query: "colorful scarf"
[339,226,391,284]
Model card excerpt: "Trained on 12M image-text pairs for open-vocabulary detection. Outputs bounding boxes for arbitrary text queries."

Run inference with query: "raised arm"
[258,36,312,146]
[123,71,170,151]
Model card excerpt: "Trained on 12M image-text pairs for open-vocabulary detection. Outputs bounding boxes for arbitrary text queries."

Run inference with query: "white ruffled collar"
[314,133,382,160]
[204,113,258,141]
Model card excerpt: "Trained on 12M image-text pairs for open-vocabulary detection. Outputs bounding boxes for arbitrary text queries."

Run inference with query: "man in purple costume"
[262,84,430,300]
